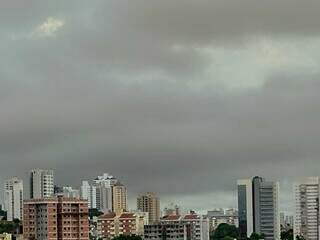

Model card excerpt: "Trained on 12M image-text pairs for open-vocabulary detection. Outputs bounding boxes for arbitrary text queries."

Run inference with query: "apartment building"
[294,177,320,240]
[4,177,23,221]
[30,169,54,199]
[137,192,160,224]
[97,212,147,240]
[144,213,209,240]
[112,182,127,215]
[23,196,89,240]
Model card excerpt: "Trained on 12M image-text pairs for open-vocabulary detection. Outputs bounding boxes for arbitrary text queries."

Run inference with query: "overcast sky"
[1,0,320,213]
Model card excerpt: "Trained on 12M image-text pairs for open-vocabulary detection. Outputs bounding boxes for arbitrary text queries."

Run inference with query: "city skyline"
[1,0,320,216]
[1,169,315,215]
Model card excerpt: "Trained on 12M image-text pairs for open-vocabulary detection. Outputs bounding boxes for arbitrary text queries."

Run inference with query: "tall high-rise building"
[237,177,280,240]
[112,182,127,215]
[94,173,118,212]
[4,177,23,221]
[238,179,254,238]
[294,177,320,240]
[23,196,89,240]
[137,192,160,224]
[80,181,97,209]
[30,169,54,199]
[96,184,113,212]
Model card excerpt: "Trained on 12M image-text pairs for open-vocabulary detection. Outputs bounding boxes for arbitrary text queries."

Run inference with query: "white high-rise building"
[94,173,118,212]
[238,177,280,240]
[294,177,320,240]
[4,177,23,221]
[96,184,113,212]
[80,181,97,209]
[62,186,80,198]
[30,169,54,199]
[94,173,118,186]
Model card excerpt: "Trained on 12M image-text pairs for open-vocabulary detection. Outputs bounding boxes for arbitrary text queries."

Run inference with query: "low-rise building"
[97,212,147,240]
[145,213,209,240]
[144,222,192,240]
[97,212,117,240]
[182,213,210,240]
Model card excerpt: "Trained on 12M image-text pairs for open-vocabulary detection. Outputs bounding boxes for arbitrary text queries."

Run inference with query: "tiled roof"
[183,214,200,220]
[162,215,181,221]
[98,212,116,219]
[119,213,135,219]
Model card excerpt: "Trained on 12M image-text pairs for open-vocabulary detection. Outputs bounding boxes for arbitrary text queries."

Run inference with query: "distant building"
[280,212,293,231]
[207,209,224,217]
[280,212,285,229]
[81,174,127,213]
[4,177,23,221]
[294,177,320,240]
[207,208,238,230]
[23,196,89,240]
[96,183,113,212]
[137,192,160,224]
[144,222,192,240]
[94,173,118,186]
[97,212,147,239]
[237,177,280,240]
[112,182,127,215]
[144,212,209,240]
[30,169,54,199]
[54,185,63,195]
[93,173,119,212]
[62,186,80,198]
[285,215,293,229]
[163,203,181,216]
[80,181,97,209]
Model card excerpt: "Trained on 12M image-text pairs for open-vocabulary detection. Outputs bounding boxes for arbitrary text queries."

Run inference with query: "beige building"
[112,182,127,215]
[97,212,147,240]
[23,196,89,240]
[137,192,160,224]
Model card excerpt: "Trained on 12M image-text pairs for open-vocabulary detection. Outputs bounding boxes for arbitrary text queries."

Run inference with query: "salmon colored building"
[23,196,89,240]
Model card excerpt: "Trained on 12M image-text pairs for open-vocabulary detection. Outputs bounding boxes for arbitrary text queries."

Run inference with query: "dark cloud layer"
[1,0,320,211]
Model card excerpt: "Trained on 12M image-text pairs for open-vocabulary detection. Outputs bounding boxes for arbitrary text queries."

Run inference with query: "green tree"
[223,237,235,240]
[111,235,143,240]
[281,229,293,240]
[211,223,239,240]
[88,208,104,219]
[0,210,7,220]
[249,233,265,240]
[296,235,305,240]
[0,219,20,234]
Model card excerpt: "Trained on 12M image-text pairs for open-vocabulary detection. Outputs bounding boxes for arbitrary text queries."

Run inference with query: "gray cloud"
[1,0,320,212]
